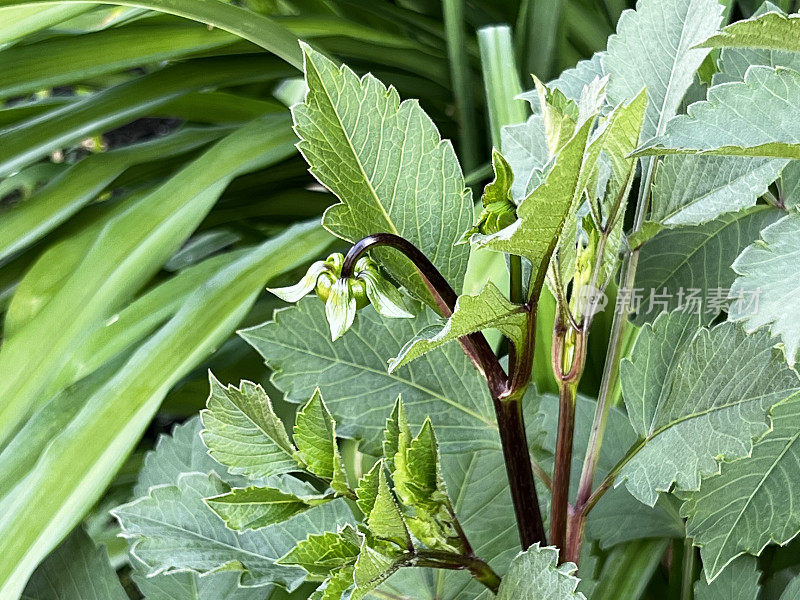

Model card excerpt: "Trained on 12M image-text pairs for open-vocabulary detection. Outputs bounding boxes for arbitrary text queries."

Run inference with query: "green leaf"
[355,461,381,518]
[0,0,302,67]
[382,398,408,473]
[206,486,331,532]
[241,299,497,455]
[633,206,783,325]
[636,67,800,159]
[293,43,472,305]
[22,529,127,600]
[619,311,800,506]
[470,118,592,294]
[694,555,761,598]
[603,0,723,142]
[132,567,267,600]
[394,419,447,514]
[277,524,361,578]
[388,282,526,372]
[112,472,353,590]
[698,10,800,53]
[501,115,549,201]
[368,469,411,548]
[294,389,346,483]
[650,155,786,225]
[486,544,585,600]
[201,376,300,481]
[729,211,800,366]
[136,416,244,497]
[780,575,800,600]
[351,539,400,600]
[682,399,800,581]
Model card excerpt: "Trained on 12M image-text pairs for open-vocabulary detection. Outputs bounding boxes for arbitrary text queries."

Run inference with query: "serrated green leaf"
[351,540,400,600]
[293,43,472,305]
[201,376,300,481]
[241,299,497,455]
[633,206,783,325]
[355,461,381,518]
[388,282,526,372]
[311,567,355,600]
[470,118,592,295]
[619,312,800,506]
[277,524,361,577]
[636,67,800,159]
[382,398,408,472]
[729,211,800,366]
[650,155,786,225]
[694,556,760,600]
[394,420,446,513]
[698,10,800,52]
[205,486,331,531]
[368,469,410,548]
[22,529,127,600]
[486,544,586,600]
[294,390,345,484]
[603,0,723,142]
[682,399,800,580]
[112,472,353,590]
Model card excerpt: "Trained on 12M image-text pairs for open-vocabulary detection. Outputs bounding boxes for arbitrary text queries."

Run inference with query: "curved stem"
[413,550,501,593]
[343,234,547,549]
[342,233,507,396]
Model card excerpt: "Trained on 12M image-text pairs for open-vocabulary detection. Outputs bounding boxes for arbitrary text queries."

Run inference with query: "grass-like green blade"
[0,0,302,67]
[0,221,332,599]
[0,4,92,46]
[0,55,293,177]
[0,116,297,447]
[0,127,228,263]
[0,21,237,99]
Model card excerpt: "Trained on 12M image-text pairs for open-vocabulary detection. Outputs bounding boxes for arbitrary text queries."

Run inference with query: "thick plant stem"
[414,550,501,593]
[495,395,547,549]
[550,379,576,552]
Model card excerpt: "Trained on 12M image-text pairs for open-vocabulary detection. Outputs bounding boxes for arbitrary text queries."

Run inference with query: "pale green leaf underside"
[633,207,782,325]
[293,44,472,302]
[693,556,760,599]
[132,567,266,600]
[388,282,526,372]
[682,399,800,582]
[470,119,591,290]
[481,545,585,600]
[112,472,353,590]
[135,416,246,496]
[619,313,800,506]
[636,66,800,160]
[501,115,549,202]
[241,299,498,455]
[205,485,327,531]
[729,211,800,367]
[603,0,723,142]
[650,155,786,226]
[698,10,800,52]
[22,529,128,600]
[200,376,299,480]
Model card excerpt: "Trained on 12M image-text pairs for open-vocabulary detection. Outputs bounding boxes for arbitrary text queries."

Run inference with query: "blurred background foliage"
[0,0,793,595]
